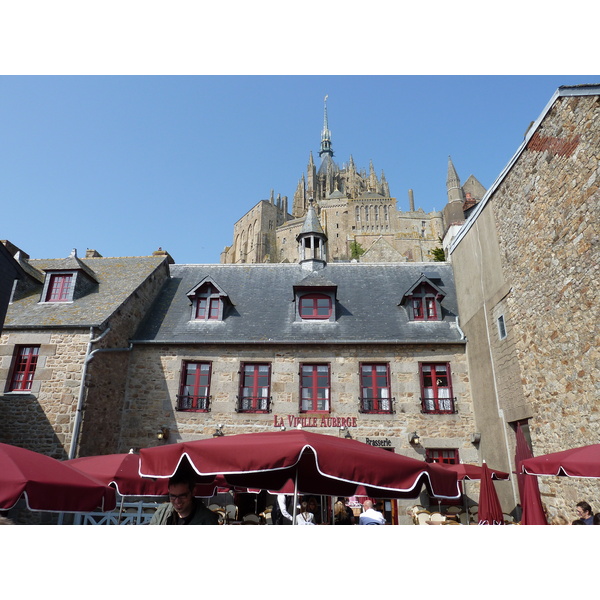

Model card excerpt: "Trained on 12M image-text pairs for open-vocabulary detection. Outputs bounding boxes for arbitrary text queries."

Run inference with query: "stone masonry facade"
[491,92,600,518]
[119,342,476,466]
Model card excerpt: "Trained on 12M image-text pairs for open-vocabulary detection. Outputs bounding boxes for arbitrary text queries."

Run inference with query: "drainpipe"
[455,316,467,341]
[68,327,133,459]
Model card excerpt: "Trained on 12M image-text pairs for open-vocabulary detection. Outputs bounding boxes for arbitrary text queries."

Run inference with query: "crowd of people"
[147,473,600,526]
[147,473,388,525]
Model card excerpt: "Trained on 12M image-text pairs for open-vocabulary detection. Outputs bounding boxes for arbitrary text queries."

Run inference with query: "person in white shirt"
[295,501,315,525]
[358,500,386,525]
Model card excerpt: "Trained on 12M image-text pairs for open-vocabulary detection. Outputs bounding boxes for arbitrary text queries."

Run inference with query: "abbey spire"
[319,95,333,159]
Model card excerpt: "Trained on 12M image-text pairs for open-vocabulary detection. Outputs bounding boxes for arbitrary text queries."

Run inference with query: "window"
[300,364,330,412]
[410,283,440,321]
[178,361,212,411]
[425,449,459,464]
[9,346,40,392]
[359,363,393,413]
[497,315,507,339]
[299,294,332,320]
[419,363,456,414]
[193,284,222,321]
[238,363,271,412]
[45,273,73,302]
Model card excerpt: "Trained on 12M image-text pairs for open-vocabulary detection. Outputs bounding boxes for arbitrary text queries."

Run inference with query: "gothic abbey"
[221,98,486,265]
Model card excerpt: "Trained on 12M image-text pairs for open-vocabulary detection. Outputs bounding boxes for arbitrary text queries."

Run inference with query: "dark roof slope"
[4,255,168,329]
[133,262,464,345]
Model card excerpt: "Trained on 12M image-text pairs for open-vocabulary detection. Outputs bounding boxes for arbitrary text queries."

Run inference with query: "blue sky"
[1,75,596,264]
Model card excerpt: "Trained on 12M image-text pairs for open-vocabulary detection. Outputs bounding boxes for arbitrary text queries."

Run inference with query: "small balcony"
[420,396,457,414]
[176,395,211,412]
[358,397,395,414]
[236,396,272,413]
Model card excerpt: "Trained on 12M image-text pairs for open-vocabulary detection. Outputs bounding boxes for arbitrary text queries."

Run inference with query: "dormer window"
[193,284,222,320]
[412,285,438,321]
[45,273,74,302]
[401,275,446,322]
[187,279,230,322]
[299,293,332,320]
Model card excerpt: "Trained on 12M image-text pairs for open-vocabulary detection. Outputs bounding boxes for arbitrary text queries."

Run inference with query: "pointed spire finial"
[319,95,333,159]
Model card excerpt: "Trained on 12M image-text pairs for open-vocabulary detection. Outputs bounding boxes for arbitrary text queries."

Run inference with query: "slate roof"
[133,262,464,345]
[4,255,168,329]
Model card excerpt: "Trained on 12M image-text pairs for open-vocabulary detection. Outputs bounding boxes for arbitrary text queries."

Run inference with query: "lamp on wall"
[212,424,224,437]
[408,432,421,445]
[470,432,481,445]
[157,427,170,441]
[340,426,352,439]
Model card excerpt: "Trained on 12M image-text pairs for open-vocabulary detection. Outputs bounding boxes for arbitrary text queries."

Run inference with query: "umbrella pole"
[463,480,469,524]
[117,495,125,524]
[292,471,299,525]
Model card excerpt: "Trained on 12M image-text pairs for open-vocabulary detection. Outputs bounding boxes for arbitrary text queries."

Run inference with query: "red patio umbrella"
[514,423,546,524]
[0,442,116,512]
[67,452,236,497]
[519,444,600,478]
[139,429,460,501]
[520,474,548,525]
[477,462,504,525]
[435,463,510,481]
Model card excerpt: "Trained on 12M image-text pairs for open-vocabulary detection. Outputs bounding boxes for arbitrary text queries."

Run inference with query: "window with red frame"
[194,284,221,320]
[360,363,392,413]
[425,449,459,464]
[238,363,271,412]
[420,363,455,414]
[300,364,330,412]
[299,294,332,319]
[45,273,73,302]
[9,346,40,391]
[411,284,439,321]
[178,361,211,411]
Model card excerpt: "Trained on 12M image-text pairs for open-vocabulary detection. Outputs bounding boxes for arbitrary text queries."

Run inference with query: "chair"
[225,504,238,521]
[208,503,222,511]
[468,505,479,514]
[443,519,461,524]
[415,510,431,525]
[459,512,470,525]
[445,506,462,515]
[428,512,446,524]
[409,504,425,517]
[242,513,261,524]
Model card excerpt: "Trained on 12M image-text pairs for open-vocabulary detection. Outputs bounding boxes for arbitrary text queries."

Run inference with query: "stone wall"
[451,90,600,520]
[119,342,477,466]
[490,92,600,519]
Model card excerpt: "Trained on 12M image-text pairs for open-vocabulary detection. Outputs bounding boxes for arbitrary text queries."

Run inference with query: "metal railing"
[235,396,272,413]
[176,394,211,411]
[420,396,457,414]
[358,397,395,414]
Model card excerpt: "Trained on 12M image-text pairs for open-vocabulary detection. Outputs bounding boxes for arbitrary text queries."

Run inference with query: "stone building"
[121,204,476,522]
[0,240,26,334]
[448,83,600,518]
[0,243,172,459]
[221,98,485,265]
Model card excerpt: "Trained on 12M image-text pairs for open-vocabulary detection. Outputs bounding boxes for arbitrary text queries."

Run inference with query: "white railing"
[71,500,163,525]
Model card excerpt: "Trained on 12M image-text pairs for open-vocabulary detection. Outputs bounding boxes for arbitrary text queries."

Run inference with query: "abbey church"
[220,98,486,265]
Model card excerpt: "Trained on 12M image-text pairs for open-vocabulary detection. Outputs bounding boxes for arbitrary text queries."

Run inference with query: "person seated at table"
[575,501,594,524]
[295,501,315,525]
[334,498,355,525]
[150,473,219,525]
[358,500,386,525]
